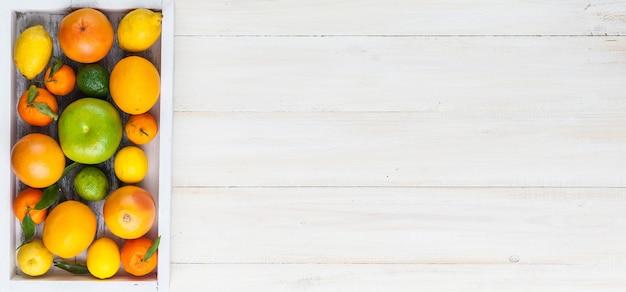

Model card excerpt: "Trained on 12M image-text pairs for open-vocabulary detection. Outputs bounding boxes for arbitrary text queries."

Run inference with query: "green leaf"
[54,261,90,275]
[21,214,35,244]
[31,102,58,121]
[34,184,59,210]
[48,57,63,79]
[143,236,161,262]
[27,85,38,104]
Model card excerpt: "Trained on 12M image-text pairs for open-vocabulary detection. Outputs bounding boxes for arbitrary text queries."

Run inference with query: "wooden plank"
[174,36,626,112]
[170,187,626,264]
[175,0,626,36]
[172,111,626,187]
[171,263,626,291]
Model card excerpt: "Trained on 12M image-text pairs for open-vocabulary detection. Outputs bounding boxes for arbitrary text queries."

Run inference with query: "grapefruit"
[58,8,114,63]
[58,98,122,164]
[103,186,156,239]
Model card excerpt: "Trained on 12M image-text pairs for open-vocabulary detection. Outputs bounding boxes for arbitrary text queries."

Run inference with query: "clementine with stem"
[13,188,48,224]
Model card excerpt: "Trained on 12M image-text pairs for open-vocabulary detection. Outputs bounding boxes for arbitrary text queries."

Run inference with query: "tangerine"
[109,56,160,114]
[125,112,159,145]
[17,86,58,127]
[42,200,96,259]
[58,8,114,63]
[120,237,157,277]
[11,133,65,188]
[103,186,156,239]
[13,188,48,224]
[44,58,76,96]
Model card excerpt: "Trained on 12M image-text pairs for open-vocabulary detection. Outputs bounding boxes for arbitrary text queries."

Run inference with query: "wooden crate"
[0,0,174,291]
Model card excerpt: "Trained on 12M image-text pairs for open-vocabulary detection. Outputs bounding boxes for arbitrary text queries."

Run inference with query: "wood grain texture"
[171,263,626,292]
[174,36,626,112]
[168,0,626,291]
[175,0,626,36]
[172,111,626,187]
[171,187,626,265]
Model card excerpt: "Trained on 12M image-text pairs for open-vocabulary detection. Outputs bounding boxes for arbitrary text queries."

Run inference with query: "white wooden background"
[170,1,626,291]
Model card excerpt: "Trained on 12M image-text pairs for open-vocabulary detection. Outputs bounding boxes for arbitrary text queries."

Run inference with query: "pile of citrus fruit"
[11,7,163,279]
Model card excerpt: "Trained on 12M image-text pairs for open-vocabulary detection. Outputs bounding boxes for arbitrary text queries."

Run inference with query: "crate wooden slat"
[175,0,626,36]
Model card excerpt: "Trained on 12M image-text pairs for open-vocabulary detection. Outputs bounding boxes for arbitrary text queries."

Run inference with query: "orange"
[125,113,158,145]
[120,237,157,277]
[103,186,156,239]
[42,200,96,259]
[58,8,114,63]
[109,56,160,114]
[13,188,48,224]
[11,133,65,188]
[44,61,76,96]
[17,86,58,127]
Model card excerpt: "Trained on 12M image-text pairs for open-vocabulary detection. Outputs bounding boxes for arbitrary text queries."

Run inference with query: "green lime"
[73,166,109,201]
[77,64,110,98]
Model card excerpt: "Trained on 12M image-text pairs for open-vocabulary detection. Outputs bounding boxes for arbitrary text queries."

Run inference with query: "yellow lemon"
[14,25,53,80]
[117,8,163,52]
[42,200,97,259]
[114,146,149,183]
[87,237,121,279]
[16,239,53,277]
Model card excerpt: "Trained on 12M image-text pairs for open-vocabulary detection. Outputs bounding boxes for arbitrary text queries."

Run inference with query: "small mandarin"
[125,113,159,145]
[120,237,158,277]
[17,86,58,127]
[13,188,48,224]
[44,61,76,96]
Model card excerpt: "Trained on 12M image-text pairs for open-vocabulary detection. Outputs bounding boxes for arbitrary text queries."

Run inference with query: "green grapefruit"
[58,98,122,164]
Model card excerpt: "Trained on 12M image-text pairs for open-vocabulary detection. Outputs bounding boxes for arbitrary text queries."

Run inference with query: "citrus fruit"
[14,25,52,80]
[87,237,120,279]
[44,58,76,96]
[58,8,114,63]
[42,200,96,259]
[17,86,58,127]
[125,112,159,145]
[58,98,122,164]
[11,133,65,188]
[110,56,160,114]
[73,166,109,201]
[77,63,109,98]
[13,188,48,224]
[113,146,149,183]
[16,239,53,277]
[117,8,163,52]
[103,186,156,239]
[120,237,157,277]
